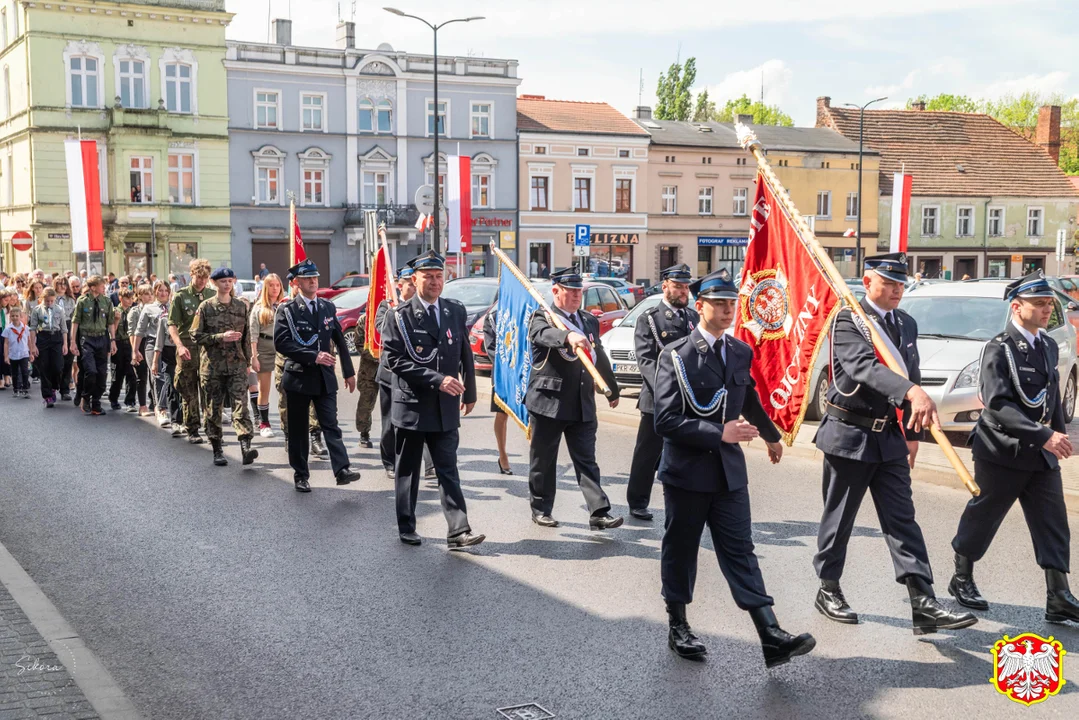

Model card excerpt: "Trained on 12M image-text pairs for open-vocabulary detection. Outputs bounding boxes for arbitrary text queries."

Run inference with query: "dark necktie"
[676,309,685,325]
[427,304,439,329]
[713,337,726,374]
[884,312,900,346]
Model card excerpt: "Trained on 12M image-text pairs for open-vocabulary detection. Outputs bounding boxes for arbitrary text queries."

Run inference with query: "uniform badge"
[1017,340,1028,352]
[990,632,1065,706]
[415,345,423,353]
[661,331,667,338]
[665,310,672,319]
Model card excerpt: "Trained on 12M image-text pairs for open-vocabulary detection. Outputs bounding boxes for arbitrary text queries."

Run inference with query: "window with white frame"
[301,94,324,132]
[470,102,491,138]
[363,171,389,205]
[698,187,713,215]
[252,146,284,205]
[164,63,192,113]
[845,192,859,219]
[618,149,630,158]
[167,153,194,204]
[1027,207,1043,236]
[533,145,547,155]
[358,100,374,133]
[11,6,16,39]
[5,150,12,207]
[662,185,677,214]
[69,56,99,108]
[118,59,146,109]
[376,100,392,133]
[733,187,748,216]
[816,191,831,218]
[472,174,491,208]
[129,156,153,203]
[573,177,592,211]
[615,178,632,213]
[303,169,324,206]
[956,206,974,236]
[921,205,939,236]
[255,90,279,129]
[530,175,549,210]
[1,9,7,49]
[424,172,446,202]
[427,100,447,137]
[299,148,331,207]
[988,206,1004,237]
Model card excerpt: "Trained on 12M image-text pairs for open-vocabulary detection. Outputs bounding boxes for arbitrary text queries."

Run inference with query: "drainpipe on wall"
[982,199,990,277]
[515,129,521,268]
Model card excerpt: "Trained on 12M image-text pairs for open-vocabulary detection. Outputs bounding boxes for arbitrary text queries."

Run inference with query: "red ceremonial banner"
[734,172,841,444]
[293,217,308,263]
[364,244,392,358]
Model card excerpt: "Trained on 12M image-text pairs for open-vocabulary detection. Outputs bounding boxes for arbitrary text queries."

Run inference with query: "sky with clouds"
[225,0,1077,125]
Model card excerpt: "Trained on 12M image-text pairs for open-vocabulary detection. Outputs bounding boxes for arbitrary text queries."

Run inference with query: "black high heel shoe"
[497,461,513,475]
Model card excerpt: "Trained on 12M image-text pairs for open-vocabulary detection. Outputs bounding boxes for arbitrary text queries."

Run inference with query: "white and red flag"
[64,139,104,254]
[445,155,472,253]
[890,171,912,253]
[414,213,433,232]
[734,173,842,443]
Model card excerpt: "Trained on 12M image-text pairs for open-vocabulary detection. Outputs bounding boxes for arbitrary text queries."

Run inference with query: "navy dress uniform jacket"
[381,295,476,433]
[653,329,781,493]
[634,302,699,414]
[525,307,619,422]
[813,299,923,463]
[273,295,355,395]
[972,323,1067,471]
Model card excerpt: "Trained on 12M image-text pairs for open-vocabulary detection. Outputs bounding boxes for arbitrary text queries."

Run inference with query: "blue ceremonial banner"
[492,262,537,437]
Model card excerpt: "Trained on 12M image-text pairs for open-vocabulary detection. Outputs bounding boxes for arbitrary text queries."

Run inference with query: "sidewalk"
[473,375,1079,513]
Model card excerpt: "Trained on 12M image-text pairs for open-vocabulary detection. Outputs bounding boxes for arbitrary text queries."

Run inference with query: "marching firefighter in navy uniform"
[526,267,622,530]
[381,250,485,549]
[626,263,698,521]
[273,259,362,493]
[653,270,815,667]
[949,272,1079,623]
[813,252,976,634]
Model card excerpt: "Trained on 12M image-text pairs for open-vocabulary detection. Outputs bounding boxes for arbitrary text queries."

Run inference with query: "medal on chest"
[446,328,453,345]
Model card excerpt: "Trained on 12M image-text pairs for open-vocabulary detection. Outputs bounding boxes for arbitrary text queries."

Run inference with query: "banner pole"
[378,221,398,306]
[736,123,978,497]
[490,241,611,397]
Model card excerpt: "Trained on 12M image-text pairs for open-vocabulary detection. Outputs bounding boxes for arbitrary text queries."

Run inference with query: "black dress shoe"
[187,431,205,445]
[906,576,977,635]
[532,514,559,528]
[947,553,988,610]
[1045,569,1079,623]
[666,601,707,660]
[630,508,654,521]
[359,434,373,449]
[110,402,121,410]
[335,468,360,485]
[399,532,422,546]
[240,437,259,466]
[425,466,437,479]
[589,514,624,530]
[750,607,816,668]
[815,580,859,624]
[294,478,311,493]
[447,532,486,549]
[310,435,328,458]
[61,393,71,402]
[211,440,228,466]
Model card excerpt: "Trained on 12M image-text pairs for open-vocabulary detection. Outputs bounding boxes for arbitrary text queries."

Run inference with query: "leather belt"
[260,333,274,340]
[825,401,896,433]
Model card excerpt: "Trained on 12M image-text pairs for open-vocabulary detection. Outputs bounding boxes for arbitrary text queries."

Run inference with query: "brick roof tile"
[517,98,648,136]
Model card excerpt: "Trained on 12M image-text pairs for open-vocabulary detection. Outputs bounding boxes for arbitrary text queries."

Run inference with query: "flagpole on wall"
[736,123,978,497]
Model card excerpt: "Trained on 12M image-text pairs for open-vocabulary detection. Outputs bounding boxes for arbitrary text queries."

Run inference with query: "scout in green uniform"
[168,258,215,443]
[70,275,117,415]
[192,267,258,467]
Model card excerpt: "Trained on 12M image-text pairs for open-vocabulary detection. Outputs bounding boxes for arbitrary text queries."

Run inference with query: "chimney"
[1036,105,1062,164]
[633,105,652,120]
[815,96,831,128]
[273,18,292,46]
[736,113,754,126]
[911,100,926,111]
[336,21,355,50]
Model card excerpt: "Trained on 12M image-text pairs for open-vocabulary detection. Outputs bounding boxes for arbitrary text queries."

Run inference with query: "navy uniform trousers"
[528,415,611,517]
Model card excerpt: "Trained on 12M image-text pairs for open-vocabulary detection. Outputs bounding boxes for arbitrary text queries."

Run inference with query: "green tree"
[692,89,716,122]
[713,94,794,126]
[655,58,697,121]
[905,93,981,113]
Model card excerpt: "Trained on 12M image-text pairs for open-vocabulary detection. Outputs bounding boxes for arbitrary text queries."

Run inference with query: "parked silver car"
[899,282,1077,430]
[599,294,664,388]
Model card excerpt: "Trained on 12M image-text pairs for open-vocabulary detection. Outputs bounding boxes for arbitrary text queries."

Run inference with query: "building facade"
[518,96,650,282]
[0,0,232,277]
[226,20,520,281]
[817,96,1079,279]
[633,110,879,283]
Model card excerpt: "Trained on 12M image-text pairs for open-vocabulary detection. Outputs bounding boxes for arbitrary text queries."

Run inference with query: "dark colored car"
[332,288,369,354]
[317,274,370,300]
[470,280,627,372]
[442,277,500,330]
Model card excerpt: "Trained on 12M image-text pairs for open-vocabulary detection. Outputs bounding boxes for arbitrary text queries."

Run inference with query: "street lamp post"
[384,8,484,256]
[845,97,887,269]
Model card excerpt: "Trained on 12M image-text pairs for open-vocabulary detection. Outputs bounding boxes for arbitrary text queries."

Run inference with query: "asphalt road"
[1,389,1077,719]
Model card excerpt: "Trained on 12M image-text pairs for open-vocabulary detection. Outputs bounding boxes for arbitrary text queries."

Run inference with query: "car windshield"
[620,294,664,325]
[336,276,368,288]
[333,289,368,310]
[443,281,498,309]
[900,295,1008,341]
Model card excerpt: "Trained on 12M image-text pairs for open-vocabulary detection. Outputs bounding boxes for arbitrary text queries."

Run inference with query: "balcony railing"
[344,203,420,228]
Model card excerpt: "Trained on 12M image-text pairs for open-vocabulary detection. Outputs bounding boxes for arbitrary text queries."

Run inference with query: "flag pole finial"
[735,122,761,152]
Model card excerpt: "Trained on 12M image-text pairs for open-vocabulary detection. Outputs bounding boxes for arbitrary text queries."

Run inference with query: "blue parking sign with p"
[575,224,591,246]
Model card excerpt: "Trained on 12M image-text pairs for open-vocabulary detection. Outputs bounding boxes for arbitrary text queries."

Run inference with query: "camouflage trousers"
[175,347,205,433]
[202,369,254,442]
[354,354,379,435]
[274,352,319,438]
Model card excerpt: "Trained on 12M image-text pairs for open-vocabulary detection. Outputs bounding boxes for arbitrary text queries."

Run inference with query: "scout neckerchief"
[9,322,26,345]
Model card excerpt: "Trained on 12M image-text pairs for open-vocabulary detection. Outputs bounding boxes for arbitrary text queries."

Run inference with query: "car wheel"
[804,372,830,422]
[344,329,359,356]
[1064,371,1076,424]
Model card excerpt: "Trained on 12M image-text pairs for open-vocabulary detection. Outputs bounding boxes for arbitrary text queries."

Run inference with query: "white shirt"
[864,296,896,326]
[1011,318,1042,347]
[696,324,727,365]
[419,297,440,327]
[300,295,317,315]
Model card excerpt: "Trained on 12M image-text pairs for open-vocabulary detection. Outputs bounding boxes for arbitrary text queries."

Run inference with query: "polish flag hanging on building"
[64,139,104,254]
[414,213,433,232]
[890,171,913,253]
[445,155,472,253]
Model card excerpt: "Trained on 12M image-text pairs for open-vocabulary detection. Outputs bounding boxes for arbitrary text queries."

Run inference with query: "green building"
[0,0,232,278]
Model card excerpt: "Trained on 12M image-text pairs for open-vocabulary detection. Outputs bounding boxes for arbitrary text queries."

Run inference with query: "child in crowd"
[2,306,32,398]
[0,289,19,390]
[28,287,69,408]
